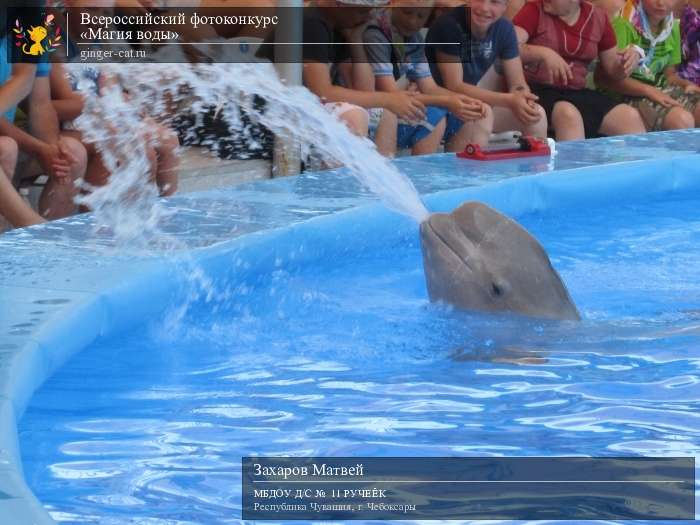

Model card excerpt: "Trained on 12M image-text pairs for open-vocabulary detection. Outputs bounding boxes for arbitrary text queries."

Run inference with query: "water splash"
[74,59,430,243]
[73,81,171,247]
[68,58,432,325]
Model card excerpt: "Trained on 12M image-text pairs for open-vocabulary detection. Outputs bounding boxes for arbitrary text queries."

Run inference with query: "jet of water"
[74,59,430,242]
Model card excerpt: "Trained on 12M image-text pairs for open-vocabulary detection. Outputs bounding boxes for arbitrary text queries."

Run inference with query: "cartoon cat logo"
[24,25,48,55]
[14,14,61,56]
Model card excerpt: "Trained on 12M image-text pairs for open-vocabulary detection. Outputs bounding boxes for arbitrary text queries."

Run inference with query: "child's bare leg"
[521,104,547,137]
[445,106,494,152]
[0,136,18,175]
[374,110,398,157]
[0,137,42,228]
[599,104,646,136]
[411,117,446,156]
[551,101,585,141]
[492,104,548,138]
[62,130,111,188]
[662,106,694,129]
[39,136,87,220]
[0,166,44,227]
[339,107,369,137]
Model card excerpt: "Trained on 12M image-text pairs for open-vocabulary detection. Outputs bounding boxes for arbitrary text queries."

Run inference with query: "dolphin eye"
[491,283,503,296]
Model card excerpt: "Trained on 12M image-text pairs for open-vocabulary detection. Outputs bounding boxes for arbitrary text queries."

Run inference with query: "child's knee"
[664,107,694,129]
[534,103,547,123]
[480,104,495,129]
[616,105,646,130]
[0,137,19,171]
[552,102,582,125]
[460,105,493,139]
[340,107,369,136]
[0,137,19,158]
[61,137,88,177]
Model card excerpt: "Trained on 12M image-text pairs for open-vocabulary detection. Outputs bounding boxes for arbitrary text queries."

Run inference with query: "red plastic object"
[457,136,551,161]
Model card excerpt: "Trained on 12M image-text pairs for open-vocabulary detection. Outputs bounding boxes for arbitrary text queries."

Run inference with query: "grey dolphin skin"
[420,201,580,321]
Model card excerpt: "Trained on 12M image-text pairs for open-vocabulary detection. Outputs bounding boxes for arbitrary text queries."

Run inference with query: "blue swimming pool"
[3,131,700,524]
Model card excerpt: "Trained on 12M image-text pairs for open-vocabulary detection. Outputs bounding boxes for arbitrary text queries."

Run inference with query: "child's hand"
[385,91,425,122]
[647,88,682,108]
[540,48,573,86]
[509,90,541,124]
[617,45,642,77]
[38,144,71,184]
[448,95,487,121]
[57,137,79,168]
[684,83,700,95]
[407,82,420,94]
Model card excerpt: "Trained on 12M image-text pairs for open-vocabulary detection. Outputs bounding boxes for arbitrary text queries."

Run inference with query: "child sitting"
[513,0,647,139]
[364,2,492,155]
[426,0,548,140]
[0,24,84,221]
[0,35,44,228]
[54,0,180,199]
[601,0,700,130]
[50,62,180,199]
[0,143,44,229]
[258,0,427,141]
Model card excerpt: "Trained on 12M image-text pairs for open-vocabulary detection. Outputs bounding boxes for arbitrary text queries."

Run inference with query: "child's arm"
[336,60,376,92]
[512,3,574,85]
[0,118,71,181]
[599,74,682,107]
[342,25,375,92]
[499,56,544,124]
[49,64,84,122]
[0,64,37,117]
[384,75,488,121]
[435,49,539,124]
[603,16,663,89]
[519,43,575,85]
[303,62,425,121]
[435,53,511,107]
[26,76,78,182]
[514,26,574,85]
[27,77,61,146]
[664,65,700,93]
[598,45,642,81]
[0,163,44,227]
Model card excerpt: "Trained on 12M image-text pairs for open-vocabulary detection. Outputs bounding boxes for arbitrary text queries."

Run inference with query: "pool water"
[19,192,700,524]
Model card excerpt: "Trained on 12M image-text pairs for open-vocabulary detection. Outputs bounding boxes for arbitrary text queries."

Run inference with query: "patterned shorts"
[625,85,700,131]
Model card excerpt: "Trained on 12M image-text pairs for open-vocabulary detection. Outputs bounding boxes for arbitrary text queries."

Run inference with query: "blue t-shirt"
[0,38,14,121]
[36,60,51,78]
[426,6,519,86]
[0,37,49,122]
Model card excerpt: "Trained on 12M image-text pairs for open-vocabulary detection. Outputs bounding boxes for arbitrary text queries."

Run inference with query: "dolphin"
[419,201,580,321]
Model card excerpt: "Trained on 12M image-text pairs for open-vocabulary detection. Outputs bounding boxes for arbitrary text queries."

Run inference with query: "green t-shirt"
[612,17,681,87]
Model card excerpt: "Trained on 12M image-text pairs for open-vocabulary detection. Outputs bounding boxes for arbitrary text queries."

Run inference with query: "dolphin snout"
[420,213,475,268]
[420,202,582,321]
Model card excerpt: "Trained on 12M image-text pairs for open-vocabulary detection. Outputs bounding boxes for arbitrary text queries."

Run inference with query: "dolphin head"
[420,201,580,321]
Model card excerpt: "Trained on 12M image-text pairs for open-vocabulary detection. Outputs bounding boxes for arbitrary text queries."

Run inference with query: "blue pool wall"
[1,131,700,524]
